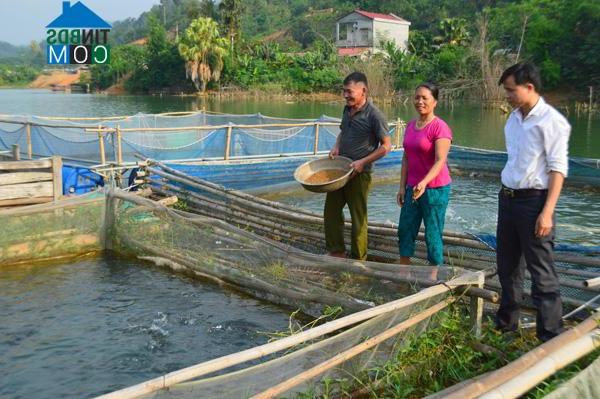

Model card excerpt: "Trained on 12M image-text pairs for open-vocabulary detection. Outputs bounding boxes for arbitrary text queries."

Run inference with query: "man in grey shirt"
[326,72,391,260]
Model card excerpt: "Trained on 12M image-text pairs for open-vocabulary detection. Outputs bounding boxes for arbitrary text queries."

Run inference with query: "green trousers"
[324,172,372,260]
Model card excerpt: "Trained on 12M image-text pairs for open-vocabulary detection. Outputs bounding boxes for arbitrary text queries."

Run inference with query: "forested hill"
[108,0,598,91]
[3,0,597,96]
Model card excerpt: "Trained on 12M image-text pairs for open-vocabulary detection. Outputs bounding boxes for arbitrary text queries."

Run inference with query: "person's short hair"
[343,72,368,88]
[498,62,542,92]
[416,82,439,100]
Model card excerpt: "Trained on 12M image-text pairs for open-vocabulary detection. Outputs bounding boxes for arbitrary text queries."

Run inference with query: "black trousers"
[495,191,563,342]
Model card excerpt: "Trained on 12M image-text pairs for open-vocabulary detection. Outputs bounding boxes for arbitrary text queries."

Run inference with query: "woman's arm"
[413,138,451,199]
[396,152,408,206]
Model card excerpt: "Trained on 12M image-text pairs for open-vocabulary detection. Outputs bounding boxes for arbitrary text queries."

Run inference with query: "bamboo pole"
[151,160,479,241]
[98,130,107,167]
[152,185,450,287]
[313,123,319,154]
[147,164,494,251]
[11,144,19,160]
[38,115,130,121]
[395,118,402,148]
[442,312,600,399]
[224,125,232,160]
[96,280,454,399]
[150,176,594,279]
[147,161,599,274]
[0,119,98,129]
[469,272,485,337]
[26,122,32,159]
[89,121,340,133]
[584,276,600,288]
[479,329,600,399]
[116,125,123,165]
[151,182,596,307]
[250,297,455,399]
[51,156,62,201]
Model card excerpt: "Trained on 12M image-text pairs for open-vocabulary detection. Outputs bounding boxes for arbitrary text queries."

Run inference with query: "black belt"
[501,185,548,198]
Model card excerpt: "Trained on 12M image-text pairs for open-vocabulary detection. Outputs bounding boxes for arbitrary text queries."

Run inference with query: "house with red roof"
[335,10,411,56]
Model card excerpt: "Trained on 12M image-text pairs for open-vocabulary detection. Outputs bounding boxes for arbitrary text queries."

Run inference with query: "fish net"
[142,160,600,311]
[0,187,480,398]
[0,193,105,266]
[0,112,396,164]
[104,189,479,398]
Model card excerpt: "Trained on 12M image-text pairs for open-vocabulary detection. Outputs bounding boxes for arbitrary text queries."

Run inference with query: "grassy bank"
[288,303,599,398]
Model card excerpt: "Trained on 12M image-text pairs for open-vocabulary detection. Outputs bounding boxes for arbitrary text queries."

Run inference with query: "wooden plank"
[0,181,53,201]
[0,196,53,207]
[0,172,53,185]
[0,159,53,171]
[52,156,62,201]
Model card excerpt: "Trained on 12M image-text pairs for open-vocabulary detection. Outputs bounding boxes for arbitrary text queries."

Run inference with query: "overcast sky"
[0,0,161,46]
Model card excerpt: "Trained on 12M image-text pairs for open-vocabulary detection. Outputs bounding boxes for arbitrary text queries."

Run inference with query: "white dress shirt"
[501,97,571,189]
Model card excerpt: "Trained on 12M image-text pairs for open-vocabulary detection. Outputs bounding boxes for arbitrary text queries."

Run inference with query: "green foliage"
[88,0,597,95]
[489,0,600,88]
[434,18,470,47]
[219,0,244,52]
[222,39,341,93]
[178,17,229,91]
[299,304,528,397]
[0,64,40,86]
[381,40,432,92]
[130,16,191,93]
[89,45,145,89]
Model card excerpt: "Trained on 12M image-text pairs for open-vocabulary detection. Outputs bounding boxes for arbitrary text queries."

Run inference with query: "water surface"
[0,255,294,398]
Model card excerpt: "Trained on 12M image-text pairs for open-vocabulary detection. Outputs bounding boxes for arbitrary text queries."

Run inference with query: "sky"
[0,0,161,46]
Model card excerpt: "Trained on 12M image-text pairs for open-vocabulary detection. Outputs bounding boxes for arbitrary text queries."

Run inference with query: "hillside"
[28,70,81,89]
[0,41,27,60]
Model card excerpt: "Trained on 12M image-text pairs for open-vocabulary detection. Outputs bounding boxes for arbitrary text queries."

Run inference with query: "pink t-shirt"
[403,117,452,188]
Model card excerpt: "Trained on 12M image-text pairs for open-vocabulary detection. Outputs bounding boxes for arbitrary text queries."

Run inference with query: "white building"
[335,10,411,56]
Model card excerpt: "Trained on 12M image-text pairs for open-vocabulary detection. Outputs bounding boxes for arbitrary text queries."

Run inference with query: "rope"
[121,129,220,150]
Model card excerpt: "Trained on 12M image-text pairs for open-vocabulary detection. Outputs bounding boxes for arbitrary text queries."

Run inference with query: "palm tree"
[178,17,228,92]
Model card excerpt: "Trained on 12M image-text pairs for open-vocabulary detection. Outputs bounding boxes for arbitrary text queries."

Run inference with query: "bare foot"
[396,256,411,265]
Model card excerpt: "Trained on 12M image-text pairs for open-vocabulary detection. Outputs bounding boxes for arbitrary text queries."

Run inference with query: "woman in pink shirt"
[396,82,452,265]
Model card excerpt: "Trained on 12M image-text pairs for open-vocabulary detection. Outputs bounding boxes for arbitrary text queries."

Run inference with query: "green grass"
[294,303,598,398]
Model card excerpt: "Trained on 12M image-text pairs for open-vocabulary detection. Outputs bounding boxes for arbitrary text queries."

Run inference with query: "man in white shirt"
[495,63,571,342]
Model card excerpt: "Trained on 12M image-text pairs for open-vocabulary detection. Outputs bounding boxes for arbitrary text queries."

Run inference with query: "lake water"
[0,255,294,398]
[0,88,598,158]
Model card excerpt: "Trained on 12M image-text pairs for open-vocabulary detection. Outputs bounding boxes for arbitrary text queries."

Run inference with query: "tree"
[219,0,244,54]
[178,17,228,91]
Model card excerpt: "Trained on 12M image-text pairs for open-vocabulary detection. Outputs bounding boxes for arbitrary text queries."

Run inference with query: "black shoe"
[538,327,567,343]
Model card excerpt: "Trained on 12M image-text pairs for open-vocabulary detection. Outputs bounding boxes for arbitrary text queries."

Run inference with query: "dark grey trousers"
[495,191,563,342]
